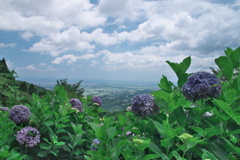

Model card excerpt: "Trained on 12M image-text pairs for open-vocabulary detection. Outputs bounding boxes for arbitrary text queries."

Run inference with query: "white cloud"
[46,66,58,71]
[15,64,58,72]
[52,54,80,65]
[0,0,240,82]
[0,43,16,48]
[21,31,34,41]
[26,65,37,71]
[98,0,145,21]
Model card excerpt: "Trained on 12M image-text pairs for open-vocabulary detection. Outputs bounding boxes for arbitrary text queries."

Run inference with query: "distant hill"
[16,80,50,95]
[0,58,50,106]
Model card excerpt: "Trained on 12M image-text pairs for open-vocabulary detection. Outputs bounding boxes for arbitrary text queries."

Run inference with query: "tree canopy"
[55,79,84,99]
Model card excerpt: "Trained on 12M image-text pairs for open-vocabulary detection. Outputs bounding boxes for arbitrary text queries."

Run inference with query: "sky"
[0,0,240,84]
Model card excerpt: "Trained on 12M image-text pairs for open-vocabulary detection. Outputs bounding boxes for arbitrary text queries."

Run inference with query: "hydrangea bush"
[9,105,32,124]
[69,98,83,111]
[91,96,103,106]
[182,71,222,101]
[16,126,40,148]
[0,47,240,160]
[131,94,159,116]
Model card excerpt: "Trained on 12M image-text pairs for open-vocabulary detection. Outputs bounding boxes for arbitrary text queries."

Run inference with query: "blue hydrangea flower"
[91,139,101,151]
[69,98,83,111]
[182,71,221,101]
[9,105,32,124]
[91,96,103,106]
[16,126,40,148]
[131,94,159,116]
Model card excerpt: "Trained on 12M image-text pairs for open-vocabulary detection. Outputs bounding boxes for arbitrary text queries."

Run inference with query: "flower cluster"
[0,107,9,112]
[91,139,101,151]
[131,94,159,116]
[16,126,40,148]
[182,72,221,101]
[69,98,83,111]
[9,105,32,124]
[91,96,103,106]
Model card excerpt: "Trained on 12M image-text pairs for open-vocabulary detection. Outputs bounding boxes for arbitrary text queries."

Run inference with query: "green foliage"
[56,79,84,99]
[0,58,20,106]
[1,47,240,159]
[19,81,28,92]
[28,83,38,95]
[166,56,191,87]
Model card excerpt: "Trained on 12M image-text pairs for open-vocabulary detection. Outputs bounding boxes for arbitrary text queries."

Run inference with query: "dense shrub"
[0,47,240,160]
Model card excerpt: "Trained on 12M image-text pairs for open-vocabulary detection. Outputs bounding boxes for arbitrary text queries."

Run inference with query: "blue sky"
[0,0,240,84]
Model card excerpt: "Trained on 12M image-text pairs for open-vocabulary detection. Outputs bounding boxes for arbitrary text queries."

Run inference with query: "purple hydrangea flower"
[91,139,101,151]
[131,94,159,116]
[16,126,40,148]
[91,96,103,106]
[182,72,221,101]
[9,105,32,124]
[69,98,83,111]
[0,107,9,112]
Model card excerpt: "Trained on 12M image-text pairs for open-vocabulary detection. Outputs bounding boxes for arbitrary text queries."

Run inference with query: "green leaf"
[50,150,57,157]
[63,145,71,153]
[221,137,240,154]
[43,120,54,127]
[37,151,47,157]
[107,127,116,141]
[139,139,151,151]
[180,56,191,73]
[118,114,126,126]
[166,61,181,76]
[152,121,165,137]
[143,154,161,160]
[224,89,236,103]
[224,47,233,57]
[166,56,191,87]
[56,141,65,146]
[88,122,100,132]
[202,149,218,160]
[212,142,229,160]
[158,75,173,92]
[96,126,106,142]
[215,56,233,80]
[213,99,240,125]
[229,47,240,68]
[39,143,52,150]
[160,138,172,149]
[148,142,161,154]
